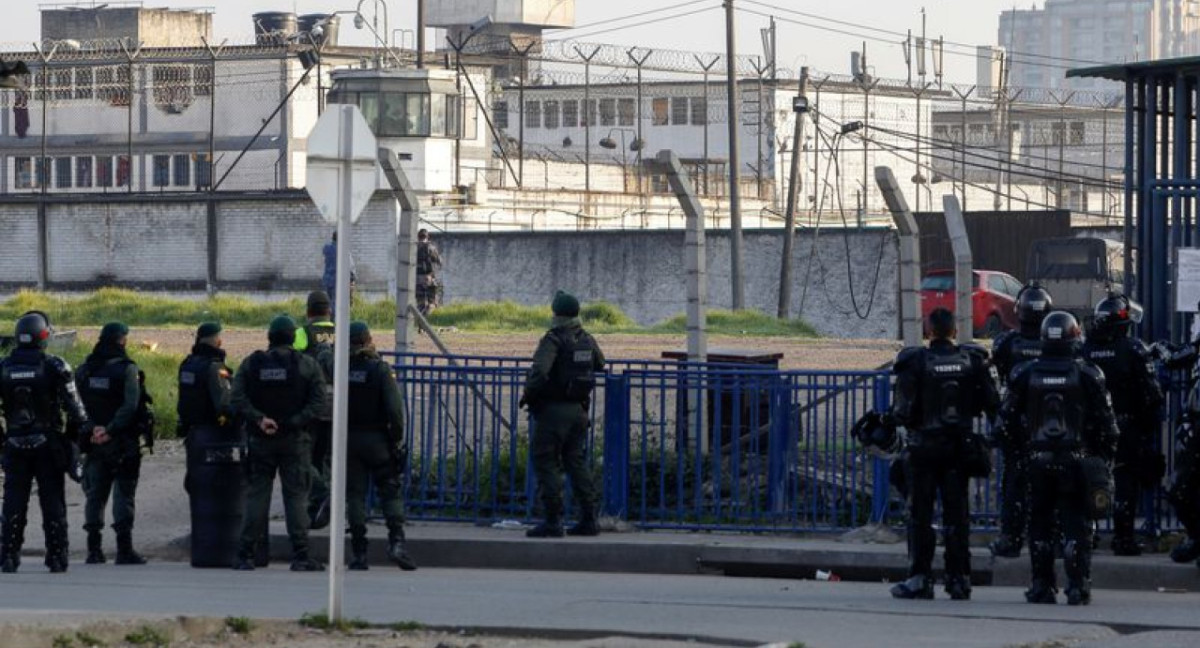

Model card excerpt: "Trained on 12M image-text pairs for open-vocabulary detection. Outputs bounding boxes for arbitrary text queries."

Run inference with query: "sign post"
[305,104,377,622]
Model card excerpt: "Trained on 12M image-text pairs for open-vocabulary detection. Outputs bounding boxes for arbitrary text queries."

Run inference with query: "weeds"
[388,620,425,632]
[224,617,253,635]
[123,625,169,647]
[298,611,370,632]
[51,636,74,648]
[74,631,105,647]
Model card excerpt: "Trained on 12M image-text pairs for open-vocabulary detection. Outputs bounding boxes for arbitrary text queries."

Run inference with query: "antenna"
[934,36,944,88]
[903,30,912,85]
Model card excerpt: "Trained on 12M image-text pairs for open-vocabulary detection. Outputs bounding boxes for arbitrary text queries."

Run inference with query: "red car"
[920,269,1022,338]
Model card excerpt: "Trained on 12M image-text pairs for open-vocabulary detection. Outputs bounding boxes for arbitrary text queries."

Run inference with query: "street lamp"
[354,0,388,51]
[447,16,493,188]
[323,9,400,67]
[599,128,640,193]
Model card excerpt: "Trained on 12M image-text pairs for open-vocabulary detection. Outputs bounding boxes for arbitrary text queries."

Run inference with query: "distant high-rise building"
[998,0,1200,90]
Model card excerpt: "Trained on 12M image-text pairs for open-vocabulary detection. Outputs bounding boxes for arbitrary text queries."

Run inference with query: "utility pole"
[724,0,746,310]
[416,0,425,69]
[778,67,809,319]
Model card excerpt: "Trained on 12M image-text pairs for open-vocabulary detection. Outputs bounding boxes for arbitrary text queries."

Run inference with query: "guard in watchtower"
[989,283,1055,559]
[1002,311,1119,606]
[0,313,91,573]
[1082,293,1164,556]
[890,308,1000,601]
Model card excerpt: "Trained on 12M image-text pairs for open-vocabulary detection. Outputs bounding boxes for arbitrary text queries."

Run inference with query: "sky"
[2,0,1024,84]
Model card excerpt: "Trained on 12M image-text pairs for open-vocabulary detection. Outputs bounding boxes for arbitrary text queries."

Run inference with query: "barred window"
[543,100,560,129]
[53,69,72,101]
[562,100,579,128]
[153,65,193,109]
[672,97,689,125]
[55,157,72,188]
[652,98,669,126]
[14,157,35,189]
[599,99,616,126]
[97,156,114,188]
[583,99,597,127]
[76,157,93,188]
[152,155,170,187]
[525,100,541,128]
[494,101,509,130]
[196,154,212,189]
[74,68,93,100]
[194,64,213,96]
[618,98,635,126]
[115,155,130,188]
[690,97,707,126]
[173,154,191,186]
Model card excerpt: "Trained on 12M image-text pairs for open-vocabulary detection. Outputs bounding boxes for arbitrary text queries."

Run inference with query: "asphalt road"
[1,564,1199,648]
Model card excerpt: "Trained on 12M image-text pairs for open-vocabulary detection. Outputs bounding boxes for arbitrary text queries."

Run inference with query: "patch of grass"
[298,611,370,632]
[650,310,819,338]
[224,617,253,635]
[59,342,185,439]
[123,625,169,647]
[51,635,75,648]
[74,631,105,647]
[427,300,635,333]
[387,620,425,632]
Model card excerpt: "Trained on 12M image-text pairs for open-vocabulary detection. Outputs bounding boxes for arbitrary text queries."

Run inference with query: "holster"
[1079,455,1114,520]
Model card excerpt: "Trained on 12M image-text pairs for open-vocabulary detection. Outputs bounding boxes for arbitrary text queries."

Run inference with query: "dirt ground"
[78,327,901,372]
[0,617,746,648]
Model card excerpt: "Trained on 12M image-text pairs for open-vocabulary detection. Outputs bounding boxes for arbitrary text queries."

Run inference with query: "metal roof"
[1068,56,1200,81]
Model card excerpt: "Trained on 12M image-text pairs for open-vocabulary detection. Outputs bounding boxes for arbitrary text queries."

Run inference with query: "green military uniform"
[318,321,416,570]
[294,298,335,529]
[77,322,148,565]
[177,322,234,494]
[231,315,328,571]
[521,292,605,538]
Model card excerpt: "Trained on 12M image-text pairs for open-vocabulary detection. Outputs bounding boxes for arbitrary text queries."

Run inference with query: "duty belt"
[6,433,49,449]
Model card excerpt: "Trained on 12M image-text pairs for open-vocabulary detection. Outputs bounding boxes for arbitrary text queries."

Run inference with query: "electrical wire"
[552,1,713,34]
[543,7,723,45]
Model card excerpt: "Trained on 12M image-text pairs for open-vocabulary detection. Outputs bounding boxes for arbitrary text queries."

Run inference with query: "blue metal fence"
[386,352,1192,534]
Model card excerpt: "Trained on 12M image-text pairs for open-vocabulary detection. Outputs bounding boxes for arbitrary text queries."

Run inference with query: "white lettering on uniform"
[180,371,196,386]
[349,370,368,383]
[10,371,35,380]
[89,377,110,390]
[934,364,965,374]
[1040,377,1068,386]
[260,368,288,381]
[573,350,593,363]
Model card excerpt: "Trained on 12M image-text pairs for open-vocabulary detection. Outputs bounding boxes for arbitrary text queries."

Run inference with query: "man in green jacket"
[318,322,416,571]
[231,315,328,572]
[294,291,335,529]
[520,291,605,538]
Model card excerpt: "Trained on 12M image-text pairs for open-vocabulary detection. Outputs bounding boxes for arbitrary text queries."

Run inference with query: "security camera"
[468,15,493,34]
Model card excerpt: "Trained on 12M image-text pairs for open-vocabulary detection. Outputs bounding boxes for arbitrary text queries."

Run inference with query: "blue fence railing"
[386,351,1192,534]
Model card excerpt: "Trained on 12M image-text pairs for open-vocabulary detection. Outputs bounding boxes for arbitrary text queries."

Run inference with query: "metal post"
[379,150,422,353]
[453,41,462,187]
[859,78,879,226]
[628,48,652,196]
[695,55,719,196]
[778,67,808,319]
[943,195,973,343]
[416,0,425,69]
[877,167,922,346]
[576,46,600,195]
[724,0,746,309]
[511,41,535,188]
[951,86,974,210]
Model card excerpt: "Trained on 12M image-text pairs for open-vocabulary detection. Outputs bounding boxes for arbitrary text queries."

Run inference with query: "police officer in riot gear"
[231,315,328,572]
[318,322,416,571]
[1002,311,1119,605]
[989,283,1054,558]
[293,291,335,530]
[1082,293,1164,555]
[77,322,149,566]
[520,291,605,538]
[889,308,1000,601]
[1,313,92,573]
[1166,307,1200,564]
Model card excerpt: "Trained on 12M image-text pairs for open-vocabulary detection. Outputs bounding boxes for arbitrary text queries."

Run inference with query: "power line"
[552,0,713,33]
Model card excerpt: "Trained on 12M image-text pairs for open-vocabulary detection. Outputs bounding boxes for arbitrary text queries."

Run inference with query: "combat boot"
[290,552,325,572]
[232,554,256,571]
[348,537,369,571]
[1024,580,1057,604]
[944,575,972,601]
[988,534,1023,558]
[0,553,18,574]
[388,530,418,571]
[889,575,934,600]
[1065,583,1091,606]
[1110,536,1143,557]
[85,532,106,565]
[114,532,147,565]
[46,555,68,574]
[1171,538,1200,563]
[566,510,601,537]
[526,517,565,538]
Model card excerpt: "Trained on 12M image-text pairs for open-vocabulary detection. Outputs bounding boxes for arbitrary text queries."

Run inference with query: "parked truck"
[1026,237,1125,324]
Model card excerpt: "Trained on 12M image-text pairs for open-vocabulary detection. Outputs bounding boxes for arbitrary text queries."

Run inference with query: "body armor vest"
[245,349,305,424]
[303,321,335,359]
[79,357,130,430]
[919,348,975,431]
[417,242,434,275]
[1027,359,1085,448]
[1082,339,1133,416]
[347,355,386,429]
[547,328,598,403]
[178,354,220,428]
[1,353,54,438]
[996,333,1042,380]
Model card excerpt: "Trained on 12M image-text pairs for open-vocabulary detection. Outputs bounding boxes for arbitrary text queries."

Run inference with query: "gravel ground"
[77,327,901,371]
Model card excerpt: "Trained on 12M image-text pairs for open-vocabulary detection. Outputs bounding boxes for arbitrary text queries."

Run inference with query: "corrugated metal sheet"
[915,210,1072,282]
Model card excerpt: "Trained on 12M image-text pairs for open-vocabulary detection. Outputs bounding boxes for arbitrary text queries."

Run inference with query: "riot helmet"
[1015,284,1053,329]
[1041,311,1082,357]
[14,313,50,349]
[851,410,902,456]
[1090,292,1142,341]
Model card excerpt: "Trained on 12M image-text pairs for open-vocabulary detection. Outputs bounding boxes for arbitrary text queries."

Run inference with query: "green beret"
[196,322,222,339]
[349,321,370,344]
[307,290,332,312]
[269,314,298,336]
[99,321,129,342]
[551,290,580,317]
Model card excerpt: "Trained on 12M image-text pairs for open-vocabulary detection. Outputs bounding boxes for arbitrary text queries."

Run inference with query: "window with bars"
[194,64,213,96]
[97,156,114,188]
[153,155,170,187]
[562,100,579,128]
[690,97,707,126]
[53,69,72,101]
[618,98,635,126]
[196,154,212,188]
[116,156,130,187]
[14,157,35,189]
[55,157,72,188]
[153,65,193,110]
[76,157,93,188]
[671,97,689,125]
[525,100,541,128]
[74,68,93,100]
[494,101,509,130]
[599,99,616,126]
[543,100,560,129]
[173,154,191,186]
[583,99,597,127]
[36,158,50,188]
[652,98,669,126]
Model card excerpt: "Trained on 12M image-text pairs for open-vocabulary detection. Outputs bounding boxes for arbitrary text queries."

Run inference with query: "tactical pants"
[238,432,313,559]
[308,421,332,515]
[346,430,405,540]
[904,442,971,580]
[82,442,141,535]
[1028,454,1092,588]
[1,444,69,566]
[531,402,597,523]
[998,448,1029,543]
[416,275,439,314]
[1112,427,1149,541]
[1169,430,1200,540]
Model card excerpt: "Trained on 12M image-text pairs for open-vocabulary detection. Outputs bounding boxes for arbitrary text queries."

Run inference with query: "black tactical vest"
[303,322,335,359]
[79,357,131,430]
[417,242,434,275]
[1,352,55,436]
[1027,360,1086,448]
[178,354,220,428]
[546,328,598,403]
[1082,339,1133,416]
[245,349,306,424]
[996,333,1042,381]
[919,347,975,431]
[348,356,386,429]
